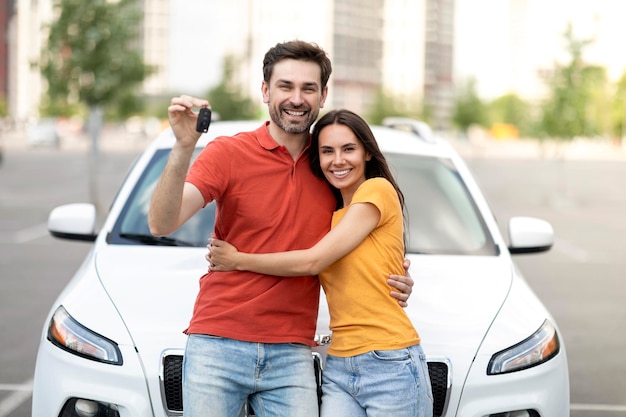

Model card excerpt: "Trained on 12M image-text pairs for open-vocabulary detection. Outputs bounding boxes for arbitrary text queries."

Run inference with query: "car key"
[196,107,212,133]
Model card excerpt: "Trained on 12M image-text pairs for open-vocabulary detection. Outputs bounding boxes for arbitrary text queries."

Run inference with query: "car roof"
[150,119,457,160]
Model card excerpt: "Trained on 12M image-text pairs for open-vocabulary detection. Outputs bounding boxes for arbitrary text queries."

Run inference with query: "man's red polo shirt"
[184,122,336,346]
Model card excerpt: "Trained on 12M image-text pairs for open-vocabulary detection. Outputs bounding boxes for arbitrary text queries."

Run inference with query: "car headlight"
[47,305,123,365]
[487,320,559,375]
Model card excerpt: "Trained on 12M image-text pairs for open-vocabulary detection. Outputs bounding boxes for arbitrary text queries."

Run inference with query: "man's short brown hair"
[262,40,332,89]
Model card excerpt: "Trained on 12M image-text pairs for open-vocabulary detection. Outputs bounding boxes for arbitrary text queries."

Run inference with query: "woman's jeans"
[321,344,433,417]
[183,334,319,417]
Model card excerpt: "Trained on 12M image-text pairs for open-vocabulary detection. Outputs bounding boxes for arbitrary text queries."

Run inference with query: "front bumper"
[32,338,156,417]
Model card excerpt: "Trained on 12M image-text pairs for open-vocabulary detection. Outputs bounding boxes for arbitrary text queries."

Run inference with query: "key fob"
[196,107,212,133]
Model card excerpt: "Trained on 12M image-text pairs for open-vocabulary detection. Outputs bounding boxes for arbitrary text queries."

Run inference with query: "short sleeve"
[350,178,400,227]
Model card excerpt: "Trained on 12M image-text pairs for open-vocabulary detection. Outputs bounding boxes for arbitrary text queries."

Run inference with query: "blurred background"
[1,1,626,416]
[0,0,626,150]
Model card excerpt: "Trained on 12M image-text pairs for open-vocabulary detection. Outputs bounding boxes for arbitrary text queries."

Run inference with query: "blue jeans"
[321,345,433,417]
[183,334,319,417]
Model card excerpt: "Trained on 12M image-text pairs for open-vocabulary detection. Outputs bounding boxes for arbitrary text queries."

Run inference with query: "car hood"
[96,246,514,392]
[405,254,513,351]
[316,253,518,403]
[402,254,514,399]
[95,245,206,351]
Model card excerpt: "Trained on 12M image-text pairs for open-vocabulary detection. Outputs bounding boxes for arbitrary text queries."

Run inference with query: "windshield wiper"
[119,233,196,247]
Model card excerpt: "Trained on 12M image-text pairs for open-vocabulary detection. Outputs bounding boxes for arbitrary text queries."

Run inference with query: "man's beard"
[269,105,319,134]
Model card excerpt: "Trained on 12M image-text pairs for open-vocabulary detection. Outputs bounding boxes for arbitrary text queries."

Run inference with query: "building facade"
[382,0,425,114]
[140,0,169,97]
[424,0,454,131]
[5,0,458,130]
[226,0,438,122]
[6,0,50,125]
[331,0,385,113]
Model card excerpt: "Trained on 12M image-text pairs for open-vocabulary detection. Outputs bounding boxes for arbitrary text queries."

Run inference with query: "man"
[148,40,413,417]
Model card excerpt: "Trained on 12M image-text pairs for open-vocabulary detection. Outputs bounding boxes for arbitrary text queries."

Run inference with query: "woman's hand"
[206,235,240,271]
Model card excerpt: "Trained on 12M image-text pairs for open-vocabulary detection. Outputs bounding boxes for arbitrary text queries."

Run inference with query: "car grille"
[428,360,451,416]
[161,353,450,417]
[162,354,184,413]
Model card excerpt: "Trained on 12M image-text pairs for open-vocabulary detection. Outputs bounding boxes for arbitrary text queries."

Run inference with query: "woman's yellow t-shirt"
[320,177,420,357]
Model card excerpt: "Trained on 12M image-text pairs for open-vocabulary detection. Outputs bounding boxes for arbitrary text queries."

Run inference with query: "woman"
[208,109,433,417]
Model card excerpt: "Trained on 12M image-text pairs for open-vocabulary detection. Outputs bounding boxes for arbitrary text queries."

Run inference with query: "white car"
[32,119,569,417]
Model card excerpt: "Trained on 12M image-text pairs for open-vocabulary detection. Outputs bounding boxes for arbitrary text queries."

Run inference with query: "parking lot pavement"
[3,124,626,161]
[447,134,626,161]
[1,125,154,155]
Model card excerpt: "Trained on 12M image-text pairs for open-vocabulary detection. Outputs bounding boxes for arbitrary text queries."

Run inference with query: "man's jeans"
[320,344,433,417]
[183,334,319,417]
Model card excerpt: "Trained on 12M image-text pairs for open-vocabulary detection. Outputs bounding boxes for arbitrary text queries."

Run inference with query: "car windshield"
[388,153,496,255]
[110,148,497,255]
[110,148,216,247]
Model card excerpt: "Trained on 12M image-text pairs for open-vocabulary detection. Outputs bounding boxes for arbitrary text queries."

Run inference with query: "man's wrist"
[172,140,197,153]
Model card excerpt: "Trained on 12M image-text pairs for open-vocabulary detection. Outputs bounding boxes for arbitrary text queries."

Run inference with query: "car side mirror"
[508,216,554,254]
[48,203,98,242]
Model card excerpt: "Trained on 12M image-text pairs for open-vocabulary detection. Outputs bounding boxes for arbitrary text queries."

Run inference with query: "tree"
[366,87,424,125]
[538,23,608,141]
[0,94,7,118]
[452,77,488,132]
[611,71,626,141]
[489,93,532,136]
[39,0,152,155]
[39,0,152,209]
[207,55,260,121]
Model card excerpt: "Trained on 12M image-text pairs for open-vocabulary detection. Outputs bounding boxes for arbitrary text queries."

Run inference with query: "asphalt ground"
[1,126,625,417]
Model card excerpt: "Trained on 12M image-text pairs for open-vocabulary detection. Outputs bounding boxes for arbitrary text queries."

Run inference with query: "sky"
[168,0,241,95]
[454,0,626,98]
[168,0,626,99]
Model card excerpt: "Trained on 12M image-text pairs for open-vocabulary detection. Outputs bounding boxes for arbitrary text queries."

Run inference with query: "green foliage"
[488,93,533,136]
[39,0,152,117]
[39,95,83,118]
[0,94,7,117]
[366,87,424,125]
[105,92,146,121]
[611,71,626,139]
[144,96,171,120]
[538,23,608,140]
[366,88,394,125]
[207,55,260,121]
[452,77,488,131]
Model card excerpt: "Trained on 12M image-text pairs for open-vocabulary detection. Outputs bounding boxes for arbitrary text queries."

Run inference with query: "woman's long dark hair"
[310,109,407,250]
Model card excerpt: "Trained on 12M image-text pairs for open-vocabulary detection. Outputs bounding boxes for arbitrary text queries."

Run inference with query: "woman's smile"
[318,124,371,204]
[329,168,351,178]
